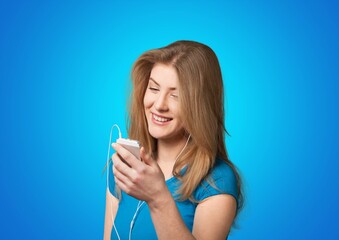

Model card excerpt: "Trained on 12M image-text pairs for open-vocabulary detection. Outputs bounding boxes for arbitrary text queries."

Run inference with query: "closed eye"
[149,87,159,92]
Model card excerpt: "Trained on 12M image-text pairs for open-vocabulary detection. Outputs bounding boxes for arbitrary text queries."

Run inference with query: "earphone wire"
[129,200,145,240]
[128,134,191,240]
[175,134,191,162]
[107,126,191,240]
[106,124,122,240]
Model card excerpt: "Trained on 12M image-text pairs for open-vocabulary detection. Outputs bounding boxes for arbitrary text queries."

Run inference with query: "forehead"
[149,63,179,88]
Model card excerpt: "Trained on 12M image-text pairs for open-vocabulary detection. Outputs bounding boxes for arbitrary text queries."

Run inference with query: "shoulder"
[193,158,239,203]
[210,158,237,184]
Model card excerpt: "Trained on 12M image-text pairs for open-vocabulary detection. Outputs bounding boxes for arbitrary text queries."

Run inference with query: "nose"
[154,93,169,112]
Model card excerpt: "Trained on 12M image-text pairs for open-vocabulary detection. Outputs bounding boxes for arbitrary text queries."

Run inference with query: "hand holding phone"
[116,138,141,160]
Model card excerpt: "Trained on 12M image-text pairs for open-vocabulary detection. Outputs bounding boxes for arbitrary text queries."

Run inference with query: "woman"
[104,40,243,240]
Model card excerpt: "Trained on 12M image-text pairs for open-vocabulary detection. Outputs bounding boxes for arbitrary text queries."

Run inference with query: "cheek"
[169,102,181,118]
[143,92,152,110]
[172,103,185,128]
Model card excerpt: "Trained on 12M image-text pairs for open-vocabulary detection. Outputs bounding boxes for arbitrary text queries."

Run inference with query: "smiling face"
[143,63,185,142]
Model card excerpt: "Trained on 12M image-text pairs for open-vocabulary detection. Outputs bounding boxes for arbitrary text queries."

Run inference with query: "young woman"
[104,40,243,240]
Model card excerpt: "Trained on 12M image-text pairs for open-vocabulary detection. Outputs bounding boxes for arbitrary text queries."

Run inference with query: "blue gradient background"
[1,0,338,239]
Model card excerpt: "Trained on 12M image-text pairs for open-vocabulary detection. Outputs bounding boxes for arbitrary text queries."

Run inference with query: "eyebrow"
[149,77,177,90]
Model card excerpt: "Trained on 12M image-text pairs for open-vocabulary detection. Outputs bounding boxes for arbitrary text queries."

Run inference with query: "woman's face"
[143,63,185,142]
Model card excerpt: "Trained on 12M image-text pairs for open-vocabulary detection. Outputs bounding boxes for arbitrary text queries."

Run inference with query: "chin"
[149,129,183,142]
[148,129,167,139]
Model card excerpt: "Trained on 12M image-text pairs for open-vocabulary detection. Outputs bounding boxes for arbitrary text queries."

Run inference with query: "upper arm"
[192,194,237,240]
[103,189,119,240]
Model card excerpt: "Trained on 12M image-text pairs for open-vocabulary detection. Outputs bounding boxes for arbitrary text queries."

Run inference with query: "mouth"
[152,113,173,123]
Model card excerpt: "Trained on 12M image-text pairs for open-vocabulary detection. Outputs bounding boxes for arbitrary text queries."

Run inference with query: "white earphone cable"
[106,124,122,240]
[129,200,146,240]
[128,134,191,239]
[107,124,191,240]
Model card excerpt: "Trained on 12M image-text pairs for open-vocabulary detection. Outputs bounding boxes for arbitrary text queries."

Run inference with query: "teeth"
[153,114,171,122]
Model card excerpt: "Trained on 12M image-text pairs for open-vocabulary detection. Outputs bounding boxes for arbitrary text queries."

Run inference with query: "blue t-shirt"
[108,158,238,240]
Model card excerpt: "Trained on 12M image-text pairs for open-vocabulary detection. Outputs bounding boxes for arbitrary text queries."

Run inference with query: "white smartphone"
[116,138,141,160]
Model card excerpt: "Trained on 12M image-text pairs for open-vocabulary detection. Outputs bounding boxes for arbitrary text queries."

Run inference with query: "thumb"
[140,147,155,166]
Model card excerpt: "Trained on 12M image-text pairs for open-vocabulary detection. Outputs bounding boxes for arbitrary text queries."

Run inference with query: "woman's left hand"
[111,143,168,203]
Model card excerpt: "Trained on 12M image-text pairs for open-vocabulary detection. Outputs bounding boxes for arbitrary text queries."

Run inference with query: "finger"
[113,165,131,186]
[114,176,130,194]
[112,153,136,179]
[112,143,142,170]
[114,174,136,196]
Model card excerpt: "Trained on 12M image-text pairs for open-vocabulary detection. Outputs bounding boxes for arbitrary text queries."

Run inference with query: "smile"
[152,113,172,122]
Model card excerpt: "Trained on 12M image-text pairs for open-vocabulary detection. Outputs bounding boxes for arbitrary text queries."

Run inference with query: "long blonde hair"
[128,40,243,212]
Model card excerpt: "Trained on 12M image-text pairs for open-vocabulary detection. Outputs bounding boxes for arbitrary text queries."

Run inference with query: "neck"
[156,135,189,163]
[156,134,191,180]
